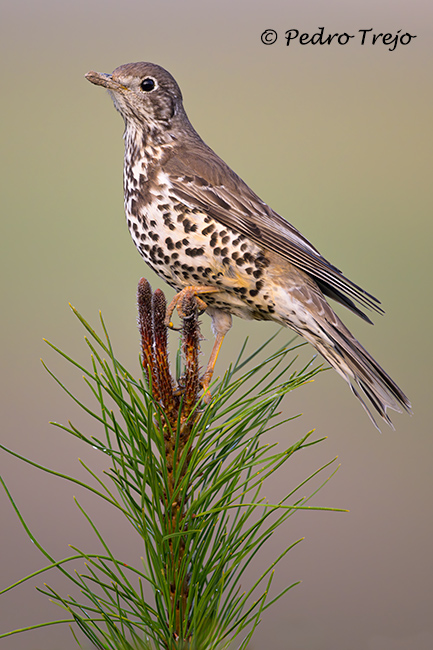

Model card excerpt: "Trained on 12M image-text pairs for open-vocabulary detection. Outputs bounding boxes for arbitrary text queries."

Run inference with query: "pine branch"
[1,279,344,650]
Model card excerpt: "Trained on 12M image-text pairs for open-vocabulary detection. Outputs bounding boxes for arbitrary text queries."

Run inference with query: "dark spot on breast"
[256,254,270,268]
[185,247,204,257]
[165,237,174,250]
[202,224,215,236]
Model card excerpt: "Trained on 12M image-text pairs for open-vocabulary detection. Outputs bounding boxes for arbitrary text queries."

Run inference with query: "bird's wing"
[163,147,383,318]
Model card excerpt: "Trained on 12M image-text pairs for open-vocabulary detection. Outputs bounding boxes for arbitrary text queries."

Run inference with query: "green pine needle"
[1,301,344,650]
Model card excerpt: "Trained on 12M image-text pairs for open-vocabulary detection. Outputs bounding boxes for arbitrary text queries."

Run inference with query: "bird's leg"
[165,291,232,402]
[165,285,221,330]
[201,333,226,401]
[201,309,233,402]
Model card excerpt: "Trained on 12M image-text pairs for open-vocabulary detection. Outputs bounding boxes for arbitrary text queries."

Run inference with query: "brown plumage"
[85,62,411,430]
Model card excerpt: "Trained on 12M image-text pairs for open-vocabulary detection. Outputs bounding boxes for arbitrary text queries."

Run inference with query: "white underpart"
[124,168,267,319]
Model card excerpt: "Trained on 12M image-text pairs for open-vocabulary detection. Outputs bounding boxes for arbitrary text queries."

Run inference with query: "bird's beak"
[85,71,127,92]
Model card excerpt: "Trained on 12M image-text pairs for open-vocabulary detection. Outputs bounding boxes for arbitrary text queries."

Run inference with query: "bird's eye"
[140,77,156,92]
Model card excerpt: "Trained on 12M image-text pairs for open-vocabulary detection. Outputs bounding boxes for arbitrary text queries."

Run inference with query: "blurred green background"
[1,1,432,649]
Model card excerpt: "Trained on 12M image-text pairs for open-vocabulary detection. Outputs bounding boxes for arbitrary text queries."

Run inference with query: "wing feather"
[163,144,383,317]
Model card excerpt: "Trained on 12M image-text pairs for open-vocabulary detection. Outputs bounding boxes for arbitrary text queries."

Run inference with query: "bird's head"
[85,62,185,131]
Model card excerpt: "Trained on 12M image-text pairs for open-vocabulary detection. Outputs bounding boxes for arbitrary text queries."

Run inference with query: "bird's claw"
[165,285,220,329]
[165,319,181,331]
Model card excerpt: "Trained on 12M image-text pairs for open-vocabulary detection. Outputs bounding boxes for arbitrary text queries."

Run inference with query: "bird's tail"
[292,309,412,431]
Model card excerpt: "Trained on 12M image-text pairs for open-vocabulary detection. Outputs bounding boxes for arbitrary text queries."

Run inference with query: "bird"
[85,61,411,430]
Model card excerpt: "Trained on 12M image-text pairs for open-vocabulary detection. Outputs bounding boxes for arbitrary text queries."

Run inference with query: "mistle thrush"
[85,62,411,430]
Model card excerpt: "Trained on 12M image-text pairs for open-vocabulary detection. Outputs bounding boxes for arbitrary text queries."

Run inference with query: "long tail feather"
[310,316,412,430]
